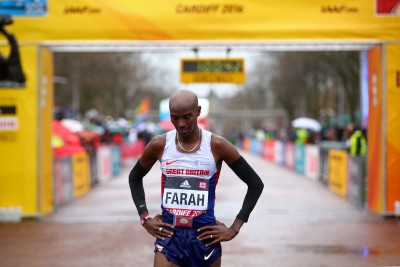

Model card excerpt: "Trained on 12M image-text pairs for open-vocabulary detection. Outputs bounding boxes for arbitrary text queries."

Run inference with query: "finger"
[160,222,174,229]
[154,214,162,221]
[197,231,210,240]
[197,232,215,241]
[197,225,216,232]
[205,240,218,247]
[160,228,174,237]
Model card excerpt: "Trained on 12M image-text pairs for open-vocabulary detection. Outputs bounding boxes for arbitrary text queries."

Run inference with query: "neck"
[176,127,201,153]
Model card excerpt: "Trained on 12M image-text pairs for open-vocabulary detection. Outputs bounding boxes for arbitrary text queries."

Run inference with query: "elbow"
[253,179,264,196]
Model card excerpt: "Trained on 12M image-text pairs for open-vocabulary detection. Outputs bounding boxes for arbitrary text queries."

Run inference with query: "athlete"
[129,89,264,267]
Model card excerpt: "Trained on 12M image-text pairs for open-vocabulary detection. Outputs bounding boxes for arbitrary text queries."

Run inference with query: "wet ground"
[1,151,400,267]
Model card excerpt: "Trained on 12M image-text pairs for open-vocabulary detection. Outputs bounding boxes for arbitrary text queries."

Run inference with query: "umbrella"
[291,117,322,132]
[61,119,84,133]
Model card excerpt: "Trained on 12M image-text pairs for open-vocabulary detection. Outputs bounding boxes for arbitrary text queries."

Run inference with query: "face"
[170,105,201,137]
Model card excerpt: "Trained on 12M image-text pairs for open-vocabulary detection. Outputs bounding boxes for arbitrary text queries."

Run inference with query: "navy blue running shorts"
[154,227,222,267]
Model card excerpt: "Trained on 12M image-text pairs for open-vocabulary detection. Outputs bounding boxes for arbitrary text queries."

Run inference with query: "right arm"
[128,134,173,239]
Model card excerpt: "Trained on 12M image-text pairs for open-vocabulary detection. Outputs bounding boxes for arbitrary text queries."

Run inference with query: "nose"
[177,119,186,128]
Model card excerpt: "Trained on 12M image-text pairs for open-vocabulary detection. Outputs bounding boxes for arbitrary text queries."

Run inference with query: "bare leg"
[210,257,221,267]
[154,252,180,267]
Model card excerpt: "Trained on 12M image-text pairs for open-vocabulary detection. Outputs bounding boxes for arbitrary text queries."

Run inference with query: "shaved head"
[169,89,199,112]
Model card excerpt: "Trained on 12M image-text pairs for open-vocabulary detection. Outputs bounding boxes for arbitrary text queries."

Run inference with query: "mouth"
[178,128,190,136]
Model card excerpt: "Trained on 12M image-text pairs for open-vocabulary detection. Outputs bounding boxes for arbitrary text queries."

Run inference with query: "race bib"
[162,177,209,215]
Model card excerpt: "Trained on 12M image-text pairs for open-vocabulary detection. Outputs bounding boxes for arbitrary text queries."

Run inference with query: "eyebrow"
[170,111,193,117]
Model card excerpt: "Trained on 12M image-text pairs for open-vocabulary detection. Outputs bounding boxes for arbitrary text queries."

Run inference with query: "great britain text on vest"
[166,168,210,176]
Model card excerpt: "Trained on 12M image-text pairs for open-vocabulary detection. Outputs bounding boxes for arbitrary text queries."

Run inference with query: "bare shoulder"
[210,134,227,149]
[148,134,166,150]
[210,133,240,165]
[139,134,166,168]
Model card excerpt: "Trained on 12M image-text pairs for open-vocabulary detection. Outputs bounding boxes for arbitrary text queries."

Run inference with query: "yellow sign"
[4,0,400,42]
[328,150,348,197]
[181,58,245,83]
[72,152,90,198]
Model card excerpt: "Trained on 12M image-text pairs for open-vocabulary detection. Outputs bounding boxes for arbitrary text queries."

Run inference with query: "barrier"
[88,151,98,186]
[348,156,367,208]
[111,145,122,176]
[305,145,319,180]
[236,138,367,207]
[97,145,112,183]
[264,140,275,161]
[72,151,90,198]
[285,143,295,170]
[294,144,305,175]
[121,140,145,160]
[328,150,348,197]
[53,156,73,207]
[319,147,330,185]
[250,138,259,155]
[274,141,285,165]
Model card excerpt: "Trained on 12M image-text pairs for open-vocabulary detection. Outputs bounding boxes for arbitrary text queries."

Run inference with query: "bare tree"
[54,52,171,119]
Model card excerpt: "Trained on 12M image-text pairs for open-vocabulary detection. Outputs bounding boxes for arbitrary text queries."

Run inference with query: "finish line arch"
[0,0,399,218]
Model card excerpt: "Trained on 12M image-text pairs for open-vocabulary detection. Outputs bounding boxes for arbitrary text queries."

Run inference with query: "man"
[129,89,264,267]
[346,122,367,157]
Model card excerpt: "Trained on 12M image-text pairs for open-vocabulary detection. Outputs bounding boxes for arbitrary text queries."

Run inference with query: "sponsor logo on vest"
[166,160,178,166]
[180,180,191,188]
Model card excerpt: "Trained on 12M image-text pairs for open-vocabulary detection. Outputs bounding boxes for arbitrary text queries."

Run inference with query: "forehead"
[169,103,196,115]
[169,96,197,114]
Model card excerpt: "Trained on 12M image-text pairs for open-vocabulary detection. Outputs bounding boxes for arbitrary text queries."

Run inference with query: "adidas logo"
[180,180,191,188]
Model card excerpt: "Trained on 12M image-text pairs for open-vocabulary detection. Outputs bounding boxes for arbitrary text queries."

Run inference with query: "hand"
[197,220,238,247]
[143,214,174,240]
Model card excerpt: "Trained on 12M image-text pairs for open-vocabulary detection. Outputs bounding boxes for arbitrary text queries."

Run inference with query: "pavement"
[1,150,400,267]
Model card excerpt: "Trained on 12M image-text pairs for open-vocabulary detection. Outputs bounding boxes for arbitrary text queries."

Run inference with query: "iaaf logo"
[180,180,191,188]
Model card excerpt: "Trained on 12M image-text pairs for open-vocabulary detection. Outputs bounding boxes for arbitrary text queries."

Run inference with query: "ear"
[197,105,201,117]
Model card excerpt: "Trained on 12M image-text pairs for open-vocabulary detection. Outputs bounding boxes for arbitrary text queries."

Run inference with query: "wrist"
[140,214,151,226]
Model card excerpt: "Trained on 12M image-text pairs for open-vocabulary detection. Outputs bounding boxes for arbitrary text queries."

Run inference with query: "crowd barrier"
[52,140,145,209]
[239,138,367,208]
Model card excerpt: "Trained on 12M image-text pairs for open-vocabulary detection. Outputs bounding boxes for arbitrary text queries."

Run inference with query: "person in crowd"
[346,122,367,156]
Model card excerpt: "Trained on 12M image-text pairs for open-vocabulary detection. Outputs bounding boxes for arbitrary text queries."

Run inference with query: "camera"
[0,14,13,28]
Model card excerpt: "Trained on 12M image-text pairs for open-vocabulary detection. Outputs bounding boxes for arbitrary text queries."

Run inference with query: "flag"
[134,97,150,116]
[133,98,150,127]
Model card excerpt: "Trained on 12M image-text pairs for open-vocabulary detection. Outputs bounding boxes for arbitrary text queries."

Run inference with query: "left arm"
[197,135,264,246]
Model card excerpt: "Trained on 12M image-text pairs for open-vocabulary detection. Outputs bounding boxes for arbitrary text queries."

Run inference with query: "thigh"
[154,252,180,267]
[210,257,221,267]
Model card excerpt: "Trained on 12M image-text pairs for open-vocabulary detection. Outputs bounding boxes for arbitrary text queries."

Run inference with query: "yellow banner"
[328,150,348,197]
[0,46,39,216]
[39,47,54,215]
[5,0,400,42]
[385,44,400,213]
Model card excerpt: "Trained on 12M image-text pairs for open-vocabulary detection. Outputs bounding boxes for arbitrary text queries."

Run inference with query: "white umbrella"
[61,119,84,133]
[291,117,322,132]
